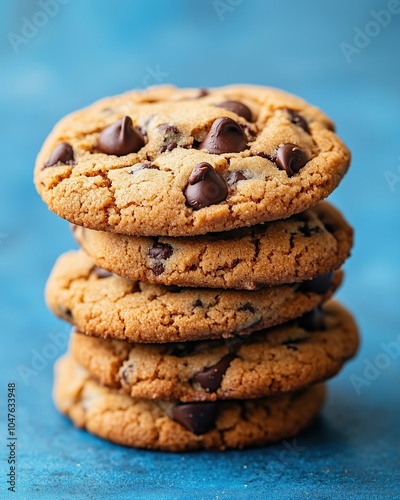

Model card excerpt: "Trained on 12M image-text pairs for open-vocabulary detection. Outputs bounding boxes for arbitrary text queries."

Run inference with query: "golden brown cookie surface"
[70,301,358,402]
[73,201,353,289]
[35,85,350,236]
[46,250,342,343]
[53,355,326,451]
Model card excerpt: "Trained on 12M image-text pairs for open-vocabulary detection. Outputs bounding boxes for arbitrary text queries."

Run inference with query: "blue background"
[1,0,399,498]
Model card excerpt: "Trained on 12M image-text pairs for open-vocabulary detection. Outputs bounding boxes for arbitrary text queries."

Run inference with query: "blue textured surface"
[1,0,400,498]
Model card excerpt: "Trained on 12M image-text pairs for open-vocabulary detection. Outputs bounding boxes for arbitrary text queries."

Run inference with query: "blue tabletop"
[1,1,399,498]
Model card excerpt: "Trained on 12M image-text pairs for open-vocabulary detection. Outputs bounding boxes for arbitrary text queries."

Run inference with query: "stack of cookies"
[35,85,359,451]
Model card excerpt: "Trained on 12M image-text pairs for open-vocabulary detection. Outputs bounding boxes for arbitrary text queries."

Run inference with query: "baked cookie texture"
[45,250,342,343]
[36,84,356,452]
[35,85,350,236]
[53,355,326,451]
[73,201,353,290]
[70,301,358,402]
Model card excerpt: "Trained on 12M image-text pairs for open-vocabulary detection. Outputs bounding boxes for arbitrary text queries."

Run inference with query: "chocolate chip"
[199,117,248,154]
[193,299,203,308]
[286,109,310,133]
[160,143,177,153]
[92,266,113,279]
[323,222,337,234]
[241,123,257,141]
[148,241,173,260]
[58,306,73,320]
[297,307,325,331]
[194,353,235,392]
[216,100,253,122]
[172,403,218,434]
[196,88,209,98]
[226,170,247,184]
[158,124,180,135]
[121,363,134,383]
[255,151,274,162]
[97,116,144,156]
[151,262,165,276]
[158,124,181,153]
[165,285,182,293]
[299,272,334,295]
[44,142,75,168]
[274,144,308,176]
[238,303,255,314]
[167,342,196,357]
[298,222,322,238]
[184,162,228,210]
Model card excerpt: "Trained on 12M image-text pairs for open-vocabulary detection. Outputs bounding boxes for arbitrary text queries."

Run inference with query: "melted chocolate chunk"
[194,353,235,392]
[238,303,255,314]
[172,402,218,434]
[299,272,334,295]
[193,299,203,308]
[255,151,274,162]
[121,363,134,383]
[148,241,173,260]
[216,100,253,122]
[226,170,247,184]
[151,262,165,276]
[44,142,75,168]
[158,124,179,134]
[184,162,228,210]
[286,109,310,133]
[158,124,181,153]
[159,143,177,153]
[298,222,322,238]
[97,116,144,156]
[199,117,248,154]
[274,144,308,176]
[196,88,209,98]
[58,306,73,320]
[297,307,325,331]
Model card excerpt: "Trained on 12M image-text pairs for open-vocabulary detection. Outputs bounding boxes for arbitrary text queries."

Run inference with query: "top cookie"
[35,85,350,236]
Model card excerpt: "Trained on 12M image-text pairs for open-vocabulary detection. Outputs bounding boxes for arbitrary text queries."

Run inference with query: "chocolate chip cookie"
[53,355,326,451]
[70,301,358,402]
[35,85,350,236]
[46,250,342,343]
[73,201,353,290]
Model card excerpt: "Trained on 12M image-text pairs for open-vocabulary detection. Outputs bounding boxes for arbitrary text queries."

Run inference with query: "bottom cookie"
[53,355,325,451]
